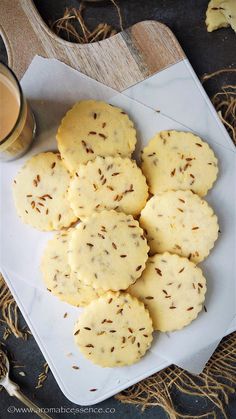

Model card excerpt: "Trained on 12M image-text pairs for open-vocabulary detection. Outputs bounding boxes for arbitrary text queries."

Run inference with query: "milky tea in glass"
[0,63,36,161]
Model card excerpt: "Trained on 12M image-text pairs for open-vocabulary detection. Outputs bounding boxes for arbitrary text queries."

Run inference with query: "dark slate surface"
[0,1,235,418]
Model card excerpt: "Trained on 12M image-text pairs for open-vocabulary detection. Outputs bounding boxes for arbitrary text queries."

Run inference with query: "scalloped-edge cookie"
[68,210,149,291]
[41,230,104,307]
[68,156,148,219]
[56,100,137,173]
[141,130,218,197]
[13,152,77,231]
[73,291,153,367]
[129,253,207,332]
[140,190,219,263]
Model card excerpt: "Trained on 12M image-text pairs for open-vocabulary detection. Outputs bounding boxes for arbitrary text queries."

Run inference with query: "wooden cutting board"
[0,0,185,90]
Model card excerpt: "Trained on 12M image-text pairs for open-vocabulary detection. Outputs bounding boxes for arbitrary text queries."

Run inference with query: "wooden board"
[0,0,185,91]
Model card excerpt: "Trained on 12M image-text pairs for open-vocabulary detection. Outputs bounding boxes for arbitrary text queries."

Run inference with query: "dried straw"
[202,69,236,145]
[110,0,123,31]
[51,1,122,44]
[35,362,50,390]
[0,273,27,340]
[202,68,236,82]
[213,86,236,145]
[0,350,7,379]
[116,332,236,418]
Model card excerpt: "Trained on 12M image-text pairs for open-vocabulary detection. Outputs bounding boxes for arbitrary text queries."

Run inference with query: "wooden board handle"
[0,1,45,73]
[0,0,185,91]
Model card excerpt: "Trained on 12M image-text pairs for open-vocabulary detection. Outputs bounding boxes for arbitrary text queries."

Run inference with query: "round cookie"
[73,291,153,367]
[41,230,104,307]
[129,253,207,332]
[56,100,137,173]
[68,156,149,219]
[141,130,218,197]
[68,210,149,291]
[13,152,77,231]
[140,190,219,263]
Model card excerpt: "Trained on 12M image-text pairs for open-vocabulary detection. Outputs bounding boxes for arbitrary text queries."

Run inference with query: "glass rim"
[0,62,24,146]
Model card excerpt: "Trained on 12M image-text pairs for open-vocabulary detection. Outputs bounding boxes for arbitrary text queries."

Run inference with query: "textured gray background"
[0,1,235,418]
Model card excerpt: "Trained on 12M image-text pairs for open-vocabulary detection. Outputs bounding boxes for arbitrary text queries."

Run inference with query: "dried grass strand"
[202,68,236,82]
[35,362,50,390]
[0,274,26,339]
[110,0,124,31]
[51,1,123,44]
[202,70,236,145]
[218,110,236,143]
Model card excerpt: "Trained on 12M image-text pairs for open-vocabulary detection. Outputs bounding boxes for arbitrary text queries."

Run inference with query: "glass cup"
[0,62,36,161]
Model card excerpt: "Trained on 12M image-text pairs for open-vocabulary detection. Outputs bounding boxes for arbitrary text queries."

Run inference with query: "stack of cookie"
[12,100,219,368]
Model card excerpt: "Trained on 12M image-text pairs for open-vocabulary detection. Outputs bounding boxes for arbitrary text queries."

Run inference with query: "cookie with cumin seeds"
[56,100,137,173]
[41,230,104,307]
[73,291,153,367]
[141,130,218,197]
[13,152,77,231]
[140,190,219,264]
[129,253,207,332]
[68,210,149,291]
[68,156,148,219]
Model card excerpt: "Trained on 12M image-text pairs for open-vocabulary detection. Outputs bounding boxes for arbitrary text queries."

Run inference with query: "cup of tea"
[0,62,36,161]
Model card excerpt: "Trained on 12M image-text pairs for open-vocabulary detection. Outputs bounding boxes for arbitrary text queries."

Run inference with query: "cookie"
[13,152,77,231]
[220,1,236,32]
[129,253,207,332]
[68,156,149,219]
[206,0,229,32]
[73,291,153,367]
[56,100,137,173]
[68,210,149,291]
[141,131,218,197]
[140,190,219,263]
[41,230,104,307]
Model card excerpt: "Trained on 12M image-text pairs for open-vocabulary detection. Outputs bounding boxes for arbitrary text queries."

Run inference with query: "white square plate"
[0,57,235,404]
